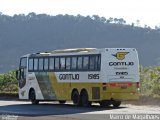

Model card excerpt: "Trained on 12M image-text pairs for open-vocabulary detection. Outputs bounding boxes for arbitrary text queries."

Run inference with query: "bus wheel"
[81,90,91,107]
[29,89,39,105]
[112,101,121,108]
[99,101,111,107]
[72,90,80,106]
[59,100,66,104]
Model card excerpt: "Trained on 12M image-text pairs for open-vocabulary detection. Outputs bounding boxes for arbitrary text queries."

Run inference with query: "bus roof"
[22,48,137,58]
[50,48,96,53]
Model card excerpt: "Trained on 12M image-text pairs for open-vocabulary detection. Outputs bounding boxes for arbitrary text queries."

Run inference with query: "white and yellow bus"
[16,48,140,107]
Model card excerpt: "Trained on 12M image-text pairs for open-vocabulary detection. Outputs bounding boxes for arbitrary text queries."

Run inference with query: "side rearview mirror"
[16,69,20,80]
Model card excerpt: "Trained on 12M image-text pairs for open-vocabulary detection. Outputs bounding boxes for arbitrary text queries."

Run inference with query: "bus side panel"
[34,72,57,100]
[49,71,103,101]
[25,72,71,101]
[48,72,71,100]
[52,71,103,101]
[19,72,44,100]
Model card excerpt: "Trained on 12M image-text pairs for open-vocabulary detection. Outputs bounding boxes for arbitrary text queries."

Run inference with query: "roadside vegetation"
[140,66,160,97]
[0,71,18,94]
[0,67,160,97]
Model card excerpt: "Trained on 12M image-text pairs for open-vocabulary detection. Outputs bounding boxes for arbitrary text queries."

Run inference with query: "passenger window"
[55,57,60,70]
[49,58,54,70]
[44,58,49,70]
[34,58,38,70]
[60,57,66,70]
[77,57,82,70]
[39,58,44,70]
[97,55,101,70]
[29,58,33,70]
[83,56,89,70]
[66,57,71,70]
[89,56,95,70]
[95,55,101,70]
[71,57,77,70]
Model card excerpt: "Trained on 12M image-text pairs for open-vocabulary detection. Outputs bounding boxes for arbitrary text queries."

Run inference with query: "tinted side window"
[71,57,77,70]
[97,55,101,70]
[83,56,89,70]
[66,57,71,70]
[77,57,82,70]
[89,56,95,70]
[27,54,100,71]
[44,58,49,70]
[39,58,44,70]
[95,55,101,70]
[20,58,27,68]
[60,57,66,70]
[55,57,60,70]
[34,58,38,70]
[28,58,33,70]
[49,58,54,70]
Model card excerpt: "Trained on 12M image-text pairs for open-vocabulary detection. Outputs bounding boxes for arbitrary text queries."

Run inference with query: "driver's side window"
[18,57,27,89]
[20,57,27,79]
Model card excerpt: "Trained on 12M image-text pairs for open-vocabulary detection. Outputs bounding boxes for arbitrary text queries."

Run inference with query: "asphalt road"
[0,100,160,120]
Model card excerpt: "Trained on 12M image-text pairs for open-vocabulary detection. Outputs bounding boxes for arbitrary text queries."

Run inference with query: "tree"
[114,18,118,23]
[118,18,126,24]
[136,20,140,26]
[92,15,100,22]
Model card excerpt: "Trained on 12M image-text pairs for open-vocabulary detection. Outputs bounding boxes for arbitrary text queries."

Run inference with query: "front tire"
[29,90,39,105]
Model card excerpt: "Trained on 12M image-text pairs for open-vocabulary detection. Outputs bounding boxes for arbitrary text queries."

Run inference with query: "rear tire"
[72,90,81,106]
[112,101,121,108]
[59,100,66,104]
[81,90,91,107]
[29,89,39,105]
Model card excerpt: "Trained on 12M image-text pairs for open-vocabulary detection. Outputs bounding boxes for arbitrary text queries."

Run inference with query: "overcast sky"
[0,0,160,28]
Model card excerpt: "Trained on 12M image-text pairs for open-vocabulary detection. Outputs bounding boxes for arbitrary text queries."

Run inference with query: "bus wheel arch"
[29,88,39,105]
[80,89,91,107]
[71,89,81,106]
